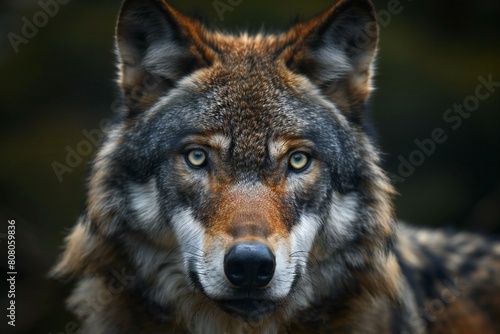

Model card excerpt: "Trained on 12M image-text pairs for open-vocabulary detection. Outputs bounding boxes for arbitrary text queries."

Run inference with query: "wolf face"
[53,0,403,332]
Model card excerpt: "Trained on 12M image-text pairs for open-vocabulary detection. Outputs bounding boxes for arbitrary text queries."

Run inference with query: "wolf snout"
[224,242,276,288]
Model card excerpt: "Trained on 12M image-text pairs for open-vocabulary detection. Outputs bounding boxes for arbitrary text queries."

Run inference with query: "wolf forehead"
[149,39,344,128]
[178,50,316,137]
[125,52,349,154]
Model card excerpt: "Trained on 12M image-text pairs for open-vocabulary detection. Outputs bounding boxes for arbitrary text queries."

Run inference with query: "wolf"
[51,0,500,333]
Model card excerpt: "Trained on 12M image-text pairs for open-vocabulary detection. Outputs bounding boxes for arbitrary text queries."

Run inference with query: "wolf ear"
[116,0,214,113]
[284,0,378,124]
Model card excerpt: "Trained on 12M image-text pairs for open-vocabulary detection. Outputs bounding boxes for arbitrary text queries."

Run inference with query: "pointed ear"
[116,0,214,113]
[284,0,378,124]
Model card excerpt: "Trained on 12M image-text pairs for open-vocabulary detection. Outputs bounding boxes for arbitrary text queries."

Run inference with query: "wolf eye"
[289,152,310,171]
[186,149,207,168]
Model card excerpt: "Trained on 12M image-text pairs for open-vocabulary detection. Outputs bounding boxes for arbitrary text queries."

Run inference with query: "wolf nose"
[224,242,276,288]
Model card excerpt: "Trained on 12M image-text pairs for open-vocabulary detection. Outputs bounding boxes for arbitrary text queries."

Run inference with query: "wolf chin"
[52,0,500,333]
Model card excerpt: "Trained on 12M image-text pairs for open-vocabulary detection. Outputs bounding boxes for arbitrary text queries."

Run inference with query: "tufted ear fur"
[283,0,379,124]
[116,0,215,113]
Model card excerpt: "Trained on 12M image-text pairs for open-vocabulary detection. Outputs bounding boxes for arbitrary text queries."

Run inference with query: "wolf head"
[53,0,402,332]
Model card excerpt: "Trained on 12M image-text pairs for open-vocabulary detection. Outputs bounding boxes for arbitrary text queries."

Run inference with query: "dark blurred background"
[0,0,499,333]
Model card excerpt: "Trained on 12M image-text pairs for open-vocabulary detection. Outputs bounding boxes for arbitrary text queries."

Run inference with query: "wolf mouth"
[215,298,283,322]
[190,271,282,321]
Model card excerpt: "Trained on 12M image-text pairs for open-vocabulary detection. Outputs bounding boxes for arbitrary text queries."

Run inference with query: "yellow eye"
[186,149,207,167]
[289,152,310,171]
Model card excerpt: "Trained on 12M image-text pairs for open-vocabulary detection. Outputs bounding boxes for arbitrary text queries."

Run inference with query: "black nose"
[224,242,276,288]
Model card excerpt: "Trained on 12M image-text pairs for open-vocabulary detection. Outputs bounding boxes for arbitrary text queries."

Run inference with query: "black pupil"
[193,151,204,161]
[293,154,304,165]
